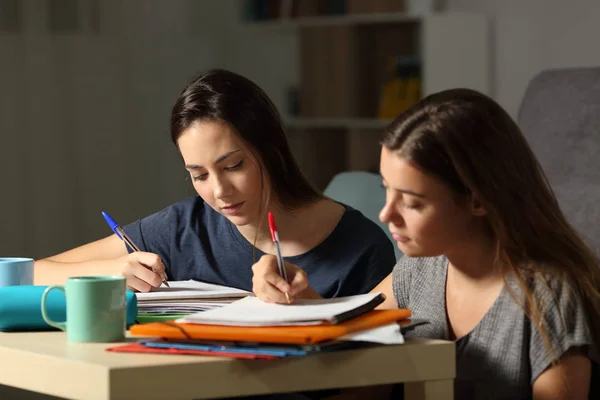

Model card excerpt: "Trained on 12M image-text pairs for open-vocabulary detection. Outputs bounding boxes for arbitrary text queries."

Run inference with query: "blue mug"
[0,258,34,287]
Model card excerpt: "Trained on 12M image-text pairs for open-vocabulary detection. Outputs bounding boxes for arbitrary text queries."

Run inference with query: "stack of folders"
[135,280,251,320]
[110,292,415,359]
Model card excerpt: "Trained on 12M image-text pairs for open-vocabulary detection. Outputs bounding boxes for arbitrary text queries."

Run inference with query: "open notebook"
[136,280,250,301]
[135,280,251,314]
[177,292,385,326]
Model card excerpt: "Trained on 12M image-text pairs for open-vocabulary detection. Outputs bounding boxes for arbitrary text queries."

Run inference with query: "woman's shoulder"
[333,203,397,260]
[336,203,390,242]
[519,270,585,312]
[394,255,446,274]
[393,255,446,284]
[392,255,446,312]
[505,269,598,380]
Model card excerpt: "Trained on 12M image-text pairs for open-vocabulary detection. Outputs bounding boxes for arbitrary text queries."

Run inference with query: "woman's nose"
[379,201,404,226]
[379,201,392,224]
[212,176,232,200]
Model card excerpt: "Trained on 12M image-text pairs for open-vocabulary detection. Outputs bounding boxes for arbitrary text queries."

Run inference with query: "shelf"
[284,118,392,130]
[243,11,425,30]
[238,10,490,190]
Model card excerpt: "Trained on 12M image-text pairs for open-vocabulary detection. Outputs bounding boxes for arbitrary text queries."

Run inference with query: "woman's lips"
[221,201,245,215]
[392,233,410,243]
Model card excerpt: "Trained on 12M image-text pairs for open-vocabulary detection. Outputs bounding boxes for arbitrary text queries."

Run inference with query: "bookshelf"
[243,11,421,29]
[242,2,490,190]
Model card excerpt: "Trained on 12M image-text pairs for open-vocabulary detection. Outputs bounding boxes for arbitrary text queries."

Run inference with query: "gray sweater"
[393,255,598,399]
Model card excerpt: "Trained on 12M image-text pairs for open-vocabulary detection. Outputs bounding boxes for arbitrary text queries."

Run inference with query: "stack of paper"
[120,293,411,359]
[135,280,251,315]
[177,292,386,326]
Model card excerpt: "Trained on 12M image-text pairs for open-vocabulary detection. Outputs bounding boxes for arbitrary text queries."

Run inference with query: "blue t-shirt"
[122,197,395,298]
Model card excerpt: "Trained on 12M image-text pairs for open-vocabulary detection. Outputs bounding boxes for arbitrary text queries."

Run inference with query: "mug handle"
[41,285,67,331]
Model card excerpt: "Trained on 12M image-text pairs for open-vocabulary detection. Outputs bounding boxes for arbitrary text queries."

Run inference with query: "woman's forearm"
[34,258,122,285]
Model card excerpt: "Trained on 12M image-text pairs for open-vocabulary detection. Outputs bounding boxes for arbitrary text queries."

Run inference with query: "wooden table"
[0,332,455,400]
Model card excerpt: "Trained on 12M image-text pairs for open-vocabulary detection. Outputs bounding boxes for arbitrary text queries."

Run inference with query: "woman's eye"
[225,160,244,171]
[192,173,208,182]
[405,204,423,210]
[192,160,243,181]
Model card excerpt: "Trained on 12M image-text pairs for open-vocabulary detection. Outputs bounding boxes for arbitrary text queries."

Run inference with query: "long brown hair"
[382,88,600,357]
[170,68,322,210]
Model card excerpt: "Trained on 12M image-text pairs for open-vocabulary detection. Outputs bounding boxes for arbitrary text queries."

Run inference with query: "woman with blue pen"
[34,69,396,298]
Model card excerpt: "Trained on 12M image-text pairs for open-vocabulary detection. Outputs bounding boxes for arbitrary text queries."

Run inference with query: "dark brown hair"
[382,88,600,358]
[170,68,321,210]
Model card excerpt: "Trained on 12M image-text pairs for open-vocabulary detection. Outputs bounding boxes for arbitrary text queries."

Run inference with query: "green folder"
[135,313,188,323]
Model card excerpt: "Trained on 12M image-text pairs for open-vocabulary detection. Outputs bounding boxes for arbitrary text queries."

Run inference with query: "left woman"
[34,68,396,297]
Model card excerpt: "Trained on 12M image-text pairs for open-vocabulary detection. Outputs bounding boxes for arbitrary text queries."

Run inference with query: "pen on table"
[267,211,290,304]
[101,211,169,287]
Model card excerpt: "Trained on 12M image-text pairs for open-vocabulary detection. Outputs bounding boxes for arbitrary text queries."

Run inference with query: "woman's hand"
[118,252,168,292]
[252,254,320,303]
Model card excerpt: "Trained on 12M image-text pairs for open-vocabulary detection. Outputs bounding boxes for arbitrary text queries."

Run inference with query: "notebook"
[135,280,251,315]
[136,280,250,301]
[177,292,385,326]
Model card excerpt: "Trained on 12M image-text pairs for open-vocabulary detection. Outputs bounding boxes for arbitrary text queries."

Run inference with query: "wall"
[447,0,600,116]
[0,0,221,259]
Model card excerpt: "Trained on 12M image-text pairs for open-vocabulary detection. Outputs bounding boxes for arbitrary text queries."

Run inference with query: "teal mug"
[0,257,34,287]
[41,276,126,342]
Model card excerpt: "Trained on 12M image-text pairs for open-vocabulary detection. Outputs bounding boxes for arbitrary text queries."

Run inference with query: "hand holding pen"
[251,251,316,304]
[251,212,322,303]
[267,211,290,303]
[102,211,169,290]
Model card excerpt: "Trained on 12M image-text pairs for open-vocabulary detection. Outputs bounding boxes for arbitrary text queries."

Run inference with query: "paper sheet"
[340,323,404,344]
[177,292,383,326]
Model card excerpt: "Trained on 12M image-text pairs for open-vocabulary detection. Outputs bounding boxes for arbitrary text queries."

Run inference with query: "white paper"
[177,292,383,327]
[137,300,233,307]
[340,323,404,344]
[137,300,231,313]
[135,280,251,301]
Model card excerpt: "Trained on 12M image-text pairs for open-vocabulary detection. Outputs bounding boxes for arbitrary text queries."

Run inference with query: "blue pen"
[102,211,169,287]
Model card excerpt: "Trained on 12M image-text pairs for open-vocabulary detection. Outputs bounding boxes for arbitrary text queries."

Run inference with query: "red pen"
[268,211,291,303]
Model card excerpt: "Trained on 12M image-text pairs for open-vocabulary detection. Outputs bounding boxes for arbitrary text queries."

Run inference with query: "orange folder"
[130,309,411,345]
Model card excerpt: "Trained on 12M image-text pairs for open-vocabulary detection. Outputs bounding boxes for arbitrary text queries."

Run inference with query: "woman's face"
[177,120,265,227]
[378,147,482,257]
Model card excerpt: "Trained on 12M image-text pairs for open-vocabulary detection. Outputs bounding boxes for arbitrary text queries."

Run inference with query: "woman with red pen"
[34,69,396,299]
[251,89,599,399]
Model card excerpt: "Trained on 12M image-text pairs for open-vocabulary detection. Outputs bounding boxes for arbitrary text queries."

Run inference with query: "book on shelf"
[377,55,422,119]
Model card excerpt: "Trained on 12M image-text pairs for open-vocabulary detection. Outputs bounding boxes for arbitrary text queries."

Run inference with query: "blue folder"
[0,285,138,332]
[139,339,368,357]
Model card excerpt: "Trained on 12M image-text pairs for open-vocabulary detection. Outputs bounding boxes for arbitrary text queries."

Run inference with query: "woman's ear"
[470,194,487,216]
